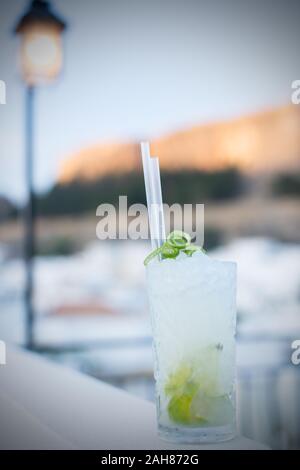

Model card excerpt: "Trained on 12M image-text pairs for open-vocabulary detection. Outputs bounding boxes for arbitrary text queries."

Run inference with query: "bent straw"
[141,142,166,250]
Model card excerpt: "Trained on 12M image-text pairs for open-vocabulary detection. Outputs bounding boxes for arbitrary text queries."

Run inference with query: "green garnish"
[144,230,205,266]
[164,346,230,426]
[165,364,192,397]
[168,383,207,425]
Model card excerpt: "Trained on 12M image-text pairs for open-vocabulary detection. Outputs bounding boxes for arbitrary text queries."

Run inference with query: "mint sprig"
[144,230,205,266]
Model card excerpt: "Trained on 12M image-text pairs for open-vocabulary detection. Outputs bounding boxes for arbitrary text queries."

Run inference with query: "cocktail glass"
[146,251,237,444]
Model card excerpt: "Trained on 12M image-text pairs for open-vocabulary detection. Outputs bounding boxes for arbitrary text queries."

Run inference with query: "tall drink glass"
[146,252,237,443]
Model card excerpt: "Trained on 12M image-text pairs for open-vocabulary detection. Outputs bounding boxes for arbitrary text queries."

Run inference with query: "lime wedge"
[165,364,191,396]
[167,382,206,425]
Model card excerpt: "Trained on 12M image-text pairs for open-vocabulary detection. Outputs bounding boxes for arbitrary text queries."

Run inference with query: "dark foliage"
[37,168,243,216]
[272,173,300,197]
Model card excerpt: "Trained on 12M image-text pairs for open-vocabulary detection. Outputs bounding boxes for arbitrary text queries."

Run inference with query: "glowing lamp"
[15,0,66,85]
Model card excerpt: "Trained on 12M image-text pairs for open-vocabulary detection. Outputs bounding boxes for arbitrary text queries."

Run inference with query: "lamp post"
[15,0,66,349]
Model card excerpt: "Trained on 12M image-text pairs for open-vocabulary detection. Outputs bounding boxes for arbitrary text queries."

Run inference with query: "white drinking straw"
[141,142,166,250]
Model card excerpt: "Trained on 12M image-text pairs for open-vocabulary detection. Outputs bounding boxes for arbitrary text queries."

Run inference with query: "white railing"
[0,346,267,450]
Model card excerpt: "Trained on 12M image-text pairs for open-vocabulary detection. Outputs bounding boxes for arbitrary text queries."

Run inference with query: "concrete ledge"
[0,347,269,450]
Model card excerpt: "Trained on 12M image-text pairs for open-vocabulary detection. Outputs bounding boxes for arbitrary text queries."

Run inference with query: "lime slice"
[164,345,227,426]
[167,382,206,425]
[165,364,191,396]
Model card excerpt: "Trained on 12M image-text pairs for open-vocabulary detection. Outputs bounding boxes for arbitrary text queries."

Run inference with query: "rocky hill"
[58,104,300,184]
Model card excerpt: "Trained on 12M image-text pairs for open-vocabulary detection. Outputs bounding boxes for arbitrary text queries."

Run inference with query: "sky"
[0,0,300,202]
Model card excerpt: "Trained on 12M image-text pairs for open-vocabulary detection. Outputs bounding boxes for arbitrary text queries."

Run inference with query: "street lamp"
[15,0,66,349]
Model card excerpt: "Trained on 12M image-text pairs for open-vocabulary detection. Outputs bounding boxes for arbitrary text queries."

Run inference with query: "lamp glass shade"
[19,23,63,85]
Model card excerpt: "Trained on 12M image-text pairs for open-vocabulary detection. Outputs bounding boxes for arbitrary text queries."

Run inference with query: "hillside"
[58,105,300,184]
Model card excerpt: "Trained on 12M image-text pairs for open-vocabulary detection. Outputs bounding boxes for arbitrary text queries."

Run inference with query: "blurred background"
[0,0,300,449]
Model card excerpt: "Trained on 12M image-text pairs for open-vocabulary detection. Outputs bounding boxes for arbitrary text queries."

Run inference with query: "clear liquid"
[146,252,237,443]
